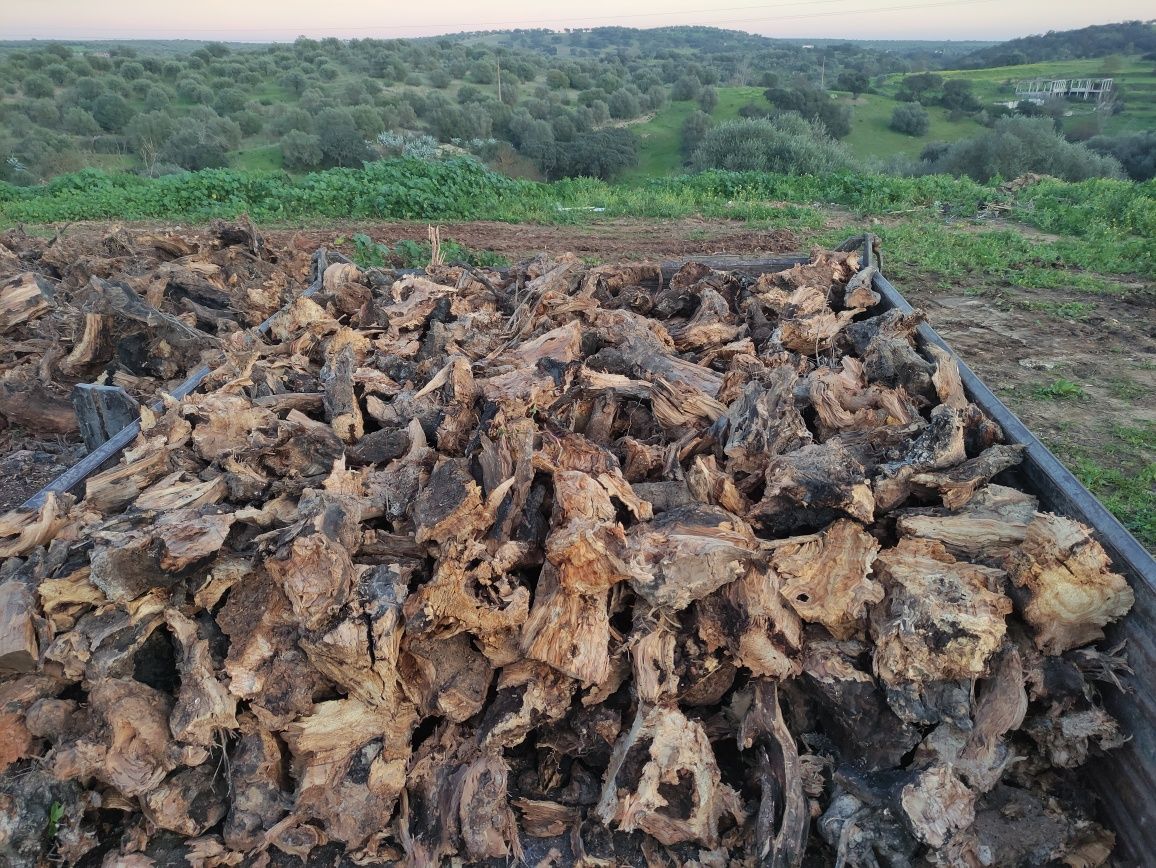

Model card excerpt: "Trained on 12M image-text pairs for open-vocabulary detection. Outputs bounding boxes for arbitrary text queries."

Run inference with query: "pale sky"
[1,0,1152,42]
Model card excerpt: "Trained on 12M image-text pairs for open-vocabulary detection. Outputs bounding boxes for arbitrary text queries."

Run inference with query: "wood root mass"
[0,228,1134,867]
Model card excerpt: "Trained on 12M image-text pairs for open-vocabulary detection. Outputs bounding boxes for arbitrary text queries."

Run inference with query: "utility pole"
[820,55,826,89]
[496,57,503,103]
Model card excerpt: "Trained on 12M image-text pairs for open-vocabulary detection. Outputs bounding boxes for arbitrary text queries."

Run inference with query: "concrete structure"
[1013,77,1114,105]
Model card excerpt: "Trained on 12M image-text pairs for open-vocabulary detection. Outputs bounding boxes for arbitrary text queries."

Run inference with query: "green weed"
[1033,378,1086,400]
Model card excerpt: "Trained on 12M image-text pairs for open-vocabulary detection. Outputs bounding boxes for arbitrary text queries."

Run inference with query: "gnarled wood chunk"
[456,755,524,862]
[141,764,229,837]
[523,563,611,684]
[597,705,744,847]
[842,265,880,312]
[807,357,918,439]
[477,660,576,750]
[907,443,1025,510]
[626,504,758,611]
[802,638,922,770]
[223,713,288,852]
[166,609,237,747]
[772,519,882,639]
[48,678,178,797]
[154,508,236,572]
[752,442,875,534]
[669,288,741,353]
[896,483,1038,563]
[871,538,1012,724]
[400,632,493,723]
[899,764,975,849]
[284,697,416,848]
[723,367,812,476]
[773,286,857,353]
[1008,513,1133,654]
[696,564,803,679]
[546,469,630,594]
[411,458,486,546]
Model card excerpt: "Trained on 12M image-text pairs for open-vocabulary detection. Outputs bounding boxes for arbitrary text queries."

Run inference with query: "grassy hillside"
[839,92,986,161]
[625,87,765,178]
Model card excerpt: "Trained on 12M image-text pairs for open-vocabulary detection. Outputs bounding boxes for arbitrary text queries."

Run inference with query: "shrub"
[927,116,1125,182]
[691,114,852,174]
[281,130,323,169]
[315,107,371,167]
[23,74,54,98]
[62,107,101,135]
[608,88,641,120]
[92,93,133,132]
[671,75,701,101]
[547,128,638,180]
[763,85,851,139]
[890,102,930,136]
[698,86,718,114]
[681,110,712,159]
[159,116,240,170]
[1086,131,1156,181]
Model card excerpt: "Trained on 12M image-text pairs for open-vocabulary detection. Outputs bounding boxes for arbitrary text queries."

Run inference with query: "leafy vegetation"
[690,115,852,174]
[1032,378,1088,400]
[923,117,1125,182]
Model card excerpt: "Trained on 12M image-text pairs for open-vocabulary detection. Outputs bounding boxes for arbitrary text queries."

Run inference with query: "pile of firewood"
[0,234,1136,867]
[0,220,302,437]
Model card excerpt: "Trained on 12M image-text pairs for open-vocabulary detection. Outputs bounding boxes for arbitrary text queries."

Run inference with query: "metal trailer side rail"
[863,236,1156,863]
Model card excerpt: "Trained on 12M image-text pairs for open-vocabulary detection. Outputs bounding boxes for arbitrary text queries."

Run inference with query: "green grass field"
[839,92,986,162]
[624,86,766,179]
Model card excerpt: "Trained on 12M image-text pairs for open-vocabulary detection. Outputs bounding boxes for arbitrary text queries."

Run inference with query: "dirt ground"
[4,219,1153,532]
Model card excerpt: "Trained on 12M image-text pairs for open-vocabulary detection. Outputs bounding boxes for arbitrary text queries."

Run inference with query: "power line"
[12,0,1001,37]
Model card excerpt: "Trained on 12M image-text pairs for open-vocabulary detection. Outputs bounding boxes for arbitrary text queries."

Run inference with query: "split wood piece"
[0,381,78,433]
[771,519,882,639]
[1008,513,1134,654]
[72,384,140,452]
[871,538,1013,726]
[596,704,744,847]
[625,504,759,611]
[0,580,39,673]
[696,563,804,679]
[87,275,218,356]
[896,483,1038,563]
[0,272,54,332]
[738,680,809,868]
[60,313,113,372]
